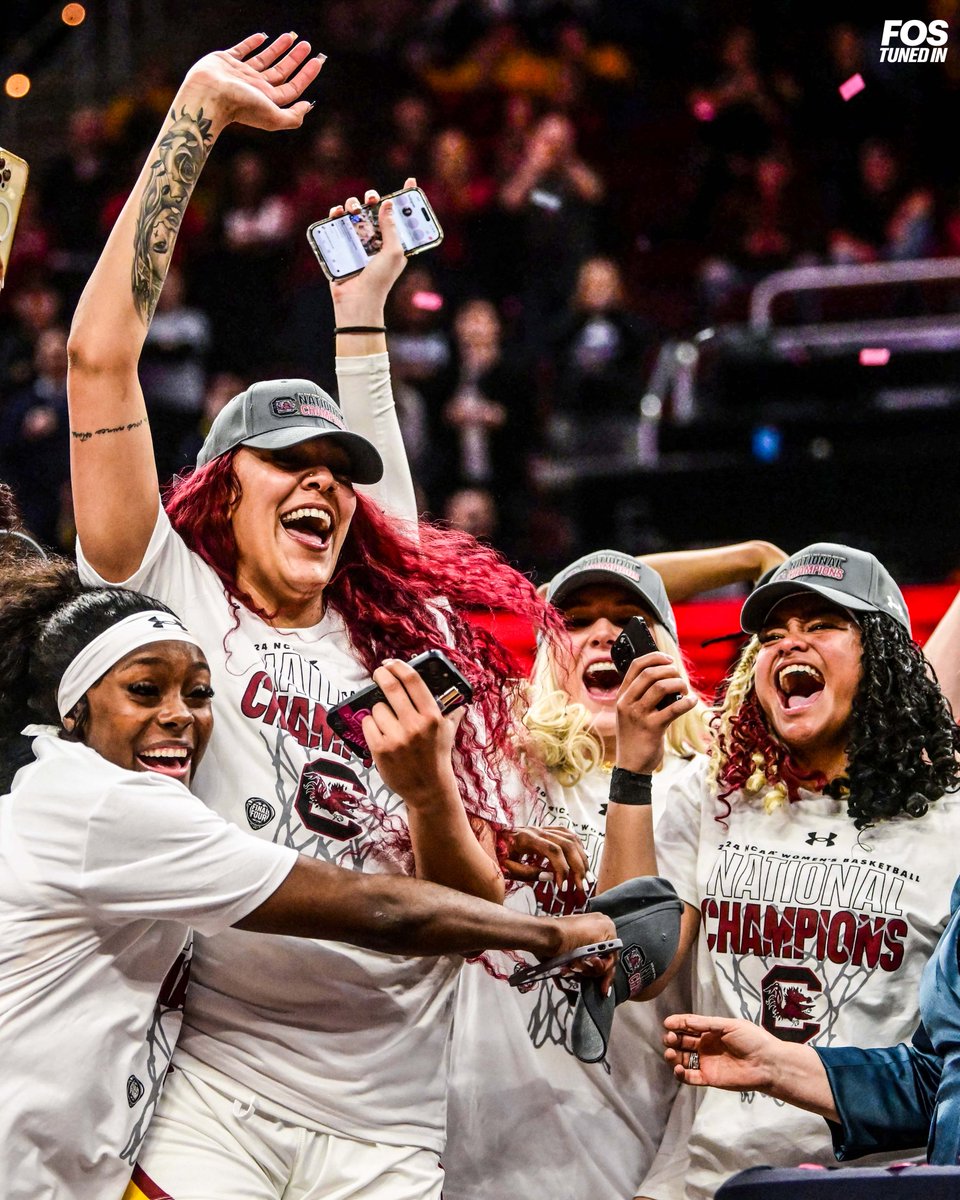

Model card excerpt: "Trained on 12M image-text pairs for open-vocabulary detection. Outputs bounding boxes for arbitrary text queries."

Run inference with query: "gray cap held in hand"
[196,378,383,484]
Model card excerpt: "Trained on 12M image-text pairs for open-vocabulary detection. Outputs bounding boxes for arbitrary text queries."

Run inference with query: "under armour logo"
[147,614,188,632]
[805,831,837,847]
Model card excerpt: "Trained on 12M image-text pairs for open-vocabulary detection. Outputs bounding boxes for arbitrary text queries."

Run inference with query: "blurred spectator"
[421,128,498,295]
[0,278,64,393]
[0,327,70,549]
[207,147,294,370]
[386,263,452,388]
[828,140,935,264]
[287,120,368,289]
[699,147,825,317]
[175,369,246,474]
[6,192,54,282]
[139,265,212,483]
[443,486,498,542]
[377,94,436,183]
[549,255,657,414]
[39,108,113,289]
[499,112,604,346]
[429,297,532,537]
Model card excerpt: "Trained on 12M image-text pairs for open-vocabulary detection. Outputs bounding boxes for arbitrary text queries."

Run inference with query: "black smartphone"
[611,617,683,711]
[327,649,473,758]
[306,186,444,282]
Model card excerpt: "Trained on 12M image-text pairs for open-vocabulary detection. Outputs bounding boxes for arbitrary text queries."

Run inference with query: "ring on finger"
[688,1050,700,1071]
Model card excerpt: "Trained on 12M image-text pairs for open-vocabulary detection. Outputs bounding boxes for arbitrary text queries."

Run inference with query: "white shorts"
[124,1066,444,1200]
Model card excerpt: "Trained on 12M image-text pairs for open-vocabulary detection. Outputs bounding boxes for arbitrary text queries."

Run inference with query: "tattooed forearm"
[72,419,146,442]
[131,106,212,325]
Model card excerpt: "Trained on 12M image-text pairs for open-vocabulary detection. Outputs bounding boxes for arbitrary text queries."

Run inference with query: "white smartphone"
[306,186,443,282]
[0,148,29,289]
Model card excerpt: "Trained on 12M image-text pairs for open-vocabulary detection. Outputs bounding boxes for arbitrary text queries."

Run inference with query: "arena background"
[2,0,959,682]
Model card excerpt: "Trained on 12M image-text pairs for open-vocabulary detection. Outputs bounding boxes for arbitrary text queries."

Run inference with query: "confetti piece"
[411,290,443,312]
[859,347,890,366]
[530,188,562,211]
[692,98,716,122]
[839,73,865,101]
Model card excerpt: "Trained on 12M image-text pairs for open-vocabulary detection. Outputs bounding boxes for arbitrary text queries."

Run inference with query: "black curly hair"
[0,553,178,791]
[823,613,960,828]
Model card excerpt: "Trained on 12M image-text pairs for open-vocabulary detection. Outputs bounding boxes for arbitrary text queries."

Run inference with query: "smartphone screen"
[308,188,442,280]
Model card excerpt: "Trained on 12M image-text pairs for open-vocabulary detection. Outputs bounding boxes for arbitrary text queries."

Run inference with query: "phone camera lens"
[401,206,413,216]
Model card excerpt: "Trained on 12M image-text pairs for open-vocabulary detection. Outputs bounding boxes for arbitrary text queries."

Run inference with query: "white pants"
[127,1066,444,1200]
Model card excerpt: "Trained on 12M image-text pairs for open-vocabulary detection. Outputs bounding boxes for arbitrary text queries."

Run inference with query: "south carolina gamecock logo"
[295,756,366,840]
[761,965,822,1043]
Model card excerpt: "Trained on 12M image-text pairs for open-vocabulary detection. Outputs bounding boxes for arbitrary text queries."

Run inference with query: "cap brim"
[740,581,874,633]
[572,878,683,1063]
[241,428,384,485]
[549,568,678,643]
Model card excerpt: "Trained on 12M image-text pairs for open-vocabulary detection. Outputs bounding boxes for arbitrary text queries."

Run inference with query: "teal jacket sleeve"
[815,1023,942,1160]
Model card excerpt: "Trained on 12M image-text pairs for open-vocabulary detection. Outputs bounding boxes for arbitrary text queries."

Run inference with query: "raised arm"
[924,591,960,721]
[67,33,321,581]
[641,540,787,603]
[329,181,419,526]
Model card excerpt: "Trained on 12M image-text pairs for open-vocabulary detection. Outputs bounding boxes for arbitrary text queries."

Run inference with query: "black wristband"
[334,325,386,334]
[609,767,653,806]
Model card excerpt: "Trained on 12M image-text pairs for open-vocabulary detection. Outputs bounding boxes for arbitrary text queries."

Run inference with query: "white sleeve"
[652,757,708,909]
[336,351,418,528]
[634,1084,698,1200]
[76,504,195,612]
[75,775,297,935]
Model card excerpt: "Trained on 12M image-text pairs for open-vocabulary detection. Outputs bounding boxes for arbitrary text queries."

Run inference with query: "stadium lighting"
[4,75,31,99]
[61,4,86,25]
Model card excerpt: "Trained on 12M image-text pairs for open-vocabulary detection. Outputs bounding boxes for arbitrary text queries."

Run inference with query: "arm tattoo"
[71,418,146,442]
[131,106,212,324]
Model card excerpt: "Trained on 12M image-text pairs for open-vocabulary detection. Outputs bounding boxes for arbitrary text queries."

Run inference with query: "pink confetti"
[839,73,865,101]
[692,98,716,122]
[859,347,890,366]
[411,290,443,312]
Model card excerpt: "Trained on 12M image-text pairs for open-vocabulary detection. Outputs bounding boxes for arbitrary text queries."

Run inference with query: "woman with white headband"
[0,554,615,1200]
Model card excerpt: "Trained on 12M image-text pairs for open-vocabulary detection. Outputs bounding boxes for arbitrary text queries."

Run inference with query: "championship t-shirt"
[655,756,960,1199]
[0,732,294,1200]
[78,510,466,1151]
[444,753,696,1200]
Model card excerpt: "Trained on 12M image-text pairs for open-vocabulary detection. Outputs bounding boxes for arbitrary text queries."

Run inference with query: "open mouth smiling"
[582,659,622,699]
[776,663,825,711]
[280,506,334,552]
[136,744,193,780]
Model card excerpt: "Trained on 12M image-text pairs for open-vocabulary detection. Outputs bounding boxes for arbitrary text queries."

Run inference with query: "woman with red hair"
[599,543,960,1199]
[65,33,580,1200]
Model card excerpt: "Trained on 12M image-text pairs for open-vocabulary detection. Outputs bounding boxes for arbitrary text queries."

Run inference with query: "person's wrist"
[174,82,230,137]
[332,299,386,326]
[609,766,653,806]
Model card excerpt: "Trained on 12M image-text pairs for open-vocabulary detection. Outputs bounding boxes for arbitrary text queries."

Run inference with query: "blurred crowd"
[2,0,960,577]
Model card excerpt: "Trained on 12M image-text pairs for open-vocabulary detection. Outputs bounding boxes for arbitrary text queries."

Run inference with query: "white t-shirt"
[0,731,294,1200]
[78,510,466,1152]
[655,757,960,1199]
[444,753,697,1200]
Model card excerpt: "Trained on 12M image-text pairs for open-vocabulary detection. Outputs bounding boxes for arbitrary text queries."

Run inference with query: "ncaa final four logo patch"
[245,796,275,830]
[126,1075,144,1107]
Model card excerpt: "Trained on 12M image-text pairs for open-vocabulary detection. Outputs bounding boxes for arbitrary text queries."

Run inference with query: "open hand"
[663,1013,779,1091]
[499,824,589,898]
[182,32,323,132]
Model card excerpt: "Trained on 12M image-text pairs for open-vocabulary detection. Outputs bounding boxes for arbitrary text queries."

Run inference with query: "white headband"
[57,610,205,720]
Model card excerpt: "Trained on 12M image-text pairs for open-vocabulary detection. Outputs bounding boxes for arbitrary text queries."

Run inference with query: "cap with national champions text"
[196,378,384,484]
[740,542,911,635]
[546,550,678,643]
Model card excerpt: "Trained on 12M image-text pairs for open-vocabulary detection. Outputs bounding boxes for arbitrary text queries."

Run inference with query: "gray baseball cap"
[196,378,383,484]
[741,542,911,634]
[546,550,678,643]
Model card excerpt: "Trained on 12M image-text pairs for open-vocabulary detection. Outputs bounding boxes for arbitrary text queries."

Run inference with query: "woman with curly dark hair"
[597,542,960,1199]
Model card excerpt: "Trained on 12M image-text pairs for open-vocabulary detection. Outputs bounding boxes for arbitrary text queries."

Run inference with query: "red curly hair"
[163,452,564,825]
